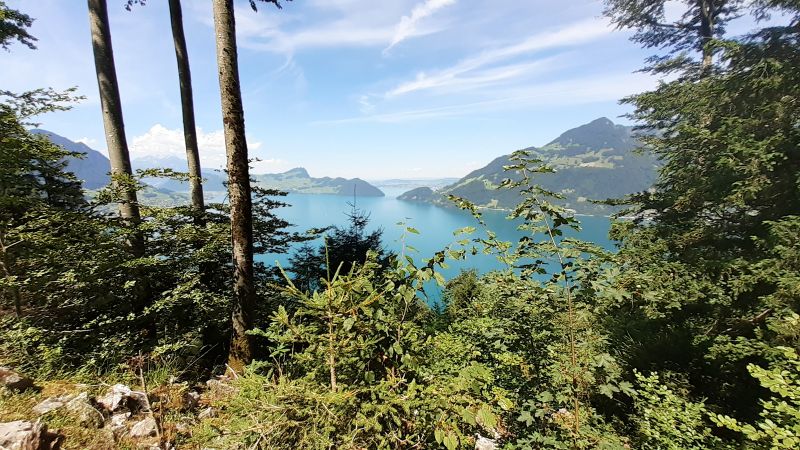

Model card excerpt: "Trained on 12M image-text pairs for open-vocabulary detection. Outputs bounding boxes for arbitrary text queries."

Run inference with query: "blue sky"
[0,0,761,179]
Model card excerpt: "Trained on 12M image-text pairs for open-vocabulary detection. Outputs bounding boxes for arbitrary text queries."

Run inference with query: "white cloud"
[387,58,559,97]
[192,0,451,56]
[357,95,376,114]
[75,137,99,147]
[383,0,457,54]
[130,124,265,170]
[320,71,656,124]
[385,18,613,97]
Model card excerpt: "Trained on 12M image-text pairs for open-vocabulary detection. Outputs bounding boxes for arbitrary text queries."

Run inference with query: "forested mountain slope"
[399,117,658,214]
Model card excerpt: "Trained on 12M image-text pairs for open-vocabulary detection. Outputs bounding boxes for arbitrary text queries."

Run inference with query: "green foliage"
[603,0,744,68]
[0,0,36,50]
[287,205,391,292]
[197,253,502,449]
[713,317,800,449]
[629,371,723,449]
[0,92,302,375]
[605,12,800,419]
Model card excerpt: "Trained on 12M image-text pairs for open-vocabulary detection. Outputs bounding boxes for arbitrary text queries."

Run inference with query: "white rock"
[475,434,497,450]
[0,420,59,450]
[96,384,131,412]
[96,384,149,414]
[129,417,158,438]
[129,390,150,412]
[110,412,131,436]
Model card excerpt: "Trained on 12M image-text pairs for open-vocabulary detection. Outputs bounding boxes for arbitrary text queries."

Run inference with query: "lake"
[257,193,615,301]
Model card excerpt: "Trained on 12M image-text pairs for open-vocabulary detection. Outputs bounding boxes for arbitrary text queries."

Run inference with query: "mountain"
[132,156,227,193]
[253,168,384,197]
[31,130,189,206]
[31,129,111,189]
[31,131,382,200]
[398,118,658,215]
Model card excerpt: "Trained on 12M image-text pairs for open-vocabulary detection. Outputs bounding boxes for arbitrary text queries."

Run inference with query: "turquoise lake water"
[257,193,615,300]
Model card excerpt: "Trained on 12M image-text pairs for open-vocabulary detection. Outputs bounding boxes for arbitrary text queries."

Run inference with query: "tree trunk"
[212,0,256,370]
[87,0,144,257]
[699,0,715,70]
[168,0,205,214]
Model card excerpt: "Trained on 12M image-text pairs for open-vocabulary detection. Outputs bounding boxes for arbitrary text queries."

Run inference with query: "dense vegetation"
[2,0,800,449]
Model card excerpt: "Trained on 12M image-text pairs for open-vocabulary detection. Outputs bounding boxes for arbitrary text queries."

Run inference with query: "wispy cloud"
[386,57,560,98]
[201,1,400,55]
[383,0,457,55]
[320,72,655,124]
[385,18,613,97]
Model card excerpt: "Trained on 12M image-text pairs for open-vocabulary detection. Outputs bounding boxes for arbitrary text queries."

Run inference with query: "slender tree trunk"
[168,0,204,214]
[212,0,256,370]
[87,0,144,257]
[699,0,715,70]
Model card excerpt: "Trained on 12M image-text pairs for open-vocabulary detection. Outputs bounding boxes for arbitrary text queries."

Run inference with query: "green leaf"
[443,432,458,450]
[518,410,535,426]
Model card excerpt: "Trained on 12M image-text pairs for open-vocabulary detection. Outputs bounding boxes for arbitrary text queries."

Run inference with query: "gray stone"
[128,417,158,438]
[0,367,35,393]
[197,407,216,420]
[96,384,131,412]
[96,384,149,414]
[31,394,76,416]
[110,412,130,437]
[0,420,60,450]
[65,393,104,428]
[205,379,235,395]
[475,434,497,450]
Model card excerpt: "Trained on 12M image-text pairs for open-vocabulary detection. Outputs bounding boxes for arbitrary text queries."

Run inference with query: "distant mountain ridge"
[31,129,111,190]
[370,178,460,198]
[398,118,658,215]
[31,129,384,198]
[253,168,384,197]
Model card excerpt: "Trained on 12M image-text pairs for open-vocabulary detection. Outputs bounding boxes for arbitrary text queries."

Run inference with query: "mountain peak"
[588,117,614,127]
[546,117,631,150]
[283,167,310,178]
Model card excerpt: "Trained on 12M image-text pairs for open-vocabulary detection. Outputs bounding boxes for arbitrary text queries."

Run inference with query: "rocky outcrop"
[64,393,104,428]
[96,384,148,414]
[0,420,61,450]
[0,367,35,393]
